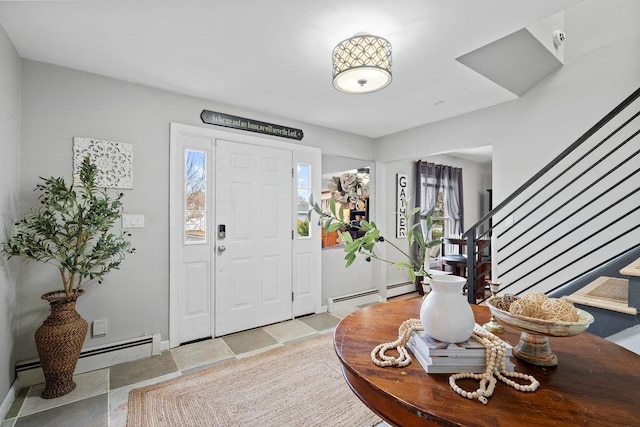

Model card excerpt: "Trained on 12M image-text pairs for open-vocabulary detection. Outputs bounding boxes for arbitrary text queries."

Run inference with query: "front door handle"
[217,245,226,253]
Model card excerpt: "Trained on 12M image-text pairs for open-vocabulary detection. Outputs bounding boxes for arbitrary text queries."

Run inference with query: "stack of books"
[407,327,515,374]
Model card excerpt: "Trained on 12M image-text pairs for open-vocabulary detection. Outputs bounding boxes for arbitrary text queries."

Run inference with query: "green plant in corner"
[2,156,135,296]
[2,156,136,399]
[307,195,439,281]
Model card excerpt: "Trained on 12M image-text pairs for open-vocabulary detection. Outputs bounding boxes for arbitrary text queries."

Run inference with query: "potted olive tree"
[2,157,134,398]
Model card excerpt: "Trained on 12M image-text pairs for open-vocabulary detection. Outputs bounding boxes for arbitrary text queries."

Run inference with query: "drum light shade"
[332,33,392,94]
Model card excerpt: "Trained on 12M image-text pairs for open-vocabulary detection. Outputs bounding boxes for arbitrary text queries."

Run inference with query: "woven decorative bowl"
[486,297,594,366]
[486,298,594,336]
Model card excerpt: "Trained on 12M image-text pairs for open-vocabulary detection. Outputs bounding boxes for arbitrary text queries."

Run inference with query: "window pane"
[297,164,310,188]
[296,164,311,238]
[186,151,206,180]
[185,150,206,243]
[297,189,311,212]
[185,212,206,242]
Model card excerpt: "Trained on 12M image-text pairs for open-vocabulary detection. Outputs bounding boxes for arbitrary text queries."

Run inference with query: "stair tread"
[620,257,640,277]
[568,276,637,315]
[584,277,628,303]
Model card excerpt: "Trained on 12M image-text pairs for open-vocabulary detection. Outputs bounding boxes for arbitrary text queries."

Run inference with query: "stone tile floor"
[4,290,638,427]
[2,304,388,427]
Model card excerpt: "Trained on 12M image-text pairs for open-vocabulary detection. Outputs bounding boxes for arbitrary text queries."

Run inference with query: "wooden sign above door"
[200,110,304,141]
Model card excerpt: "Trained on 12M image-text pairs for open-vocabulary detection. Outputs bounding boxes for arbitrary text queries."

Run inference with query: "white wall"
[17,59,375,361]
[321,249,376,301]
[0,23,21,408]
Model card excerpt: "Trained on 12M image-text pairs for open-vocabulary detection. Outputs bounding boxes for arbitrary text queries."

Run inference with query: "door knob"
[217,245,226,253]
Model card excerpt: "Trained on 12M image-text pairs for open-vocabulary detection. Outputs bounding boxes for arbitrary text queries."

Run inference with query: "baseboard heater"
[327,288,382,312]
[15,334,160,388]
[387,282,412,290]
[387,281,416,298]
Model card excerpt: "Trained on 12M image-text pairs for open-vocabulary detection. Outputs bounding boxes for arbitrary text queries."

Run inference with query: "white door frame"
[169,122,321,348]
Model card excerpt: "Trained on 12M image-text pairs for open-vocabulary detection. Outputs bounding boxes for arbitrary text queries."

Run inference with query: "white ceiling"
[0,0,581,138]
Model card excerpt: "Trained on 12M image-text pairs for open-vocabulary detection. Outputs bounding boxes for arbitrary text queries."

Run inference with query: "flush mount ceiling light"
[332,32,392,94]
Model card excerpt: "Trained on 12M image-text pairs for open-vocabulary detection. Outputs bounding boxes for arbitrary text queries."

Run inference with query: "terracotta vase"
[419,275,474,343]
[34,290,88,399]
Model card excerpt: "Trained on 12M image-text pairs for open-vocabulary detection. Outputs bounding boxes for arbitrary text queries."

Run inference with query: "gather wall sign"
[396,173,408,238]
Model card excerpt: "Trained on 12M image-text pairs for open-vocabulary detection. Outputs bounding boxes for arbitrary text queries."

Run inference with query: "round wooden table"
[334,300,640,427]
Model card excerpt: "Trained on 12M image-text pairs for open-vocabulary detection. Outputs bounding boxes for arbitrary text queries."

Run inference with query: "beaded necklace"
[370,319,540,404]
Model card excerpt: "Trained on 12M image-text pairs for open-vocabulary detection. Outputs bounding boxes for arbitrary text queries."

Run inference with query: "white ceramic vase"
[419,275,475,343]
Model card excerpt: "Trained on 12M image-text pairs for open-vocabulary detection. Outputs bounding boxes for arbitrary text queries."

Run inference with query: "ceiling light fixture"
[332,32,392,94]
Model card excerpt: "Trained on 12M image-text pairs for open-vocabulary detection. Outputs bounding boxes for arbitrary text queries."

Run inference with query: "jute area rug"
[127,333,382,426]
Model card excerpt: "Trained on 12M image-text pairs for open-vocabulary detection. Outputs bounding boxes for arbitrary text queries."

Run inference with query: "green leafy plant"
[297,218,309,237]
[2,157,135,296]
[308,195,440,281]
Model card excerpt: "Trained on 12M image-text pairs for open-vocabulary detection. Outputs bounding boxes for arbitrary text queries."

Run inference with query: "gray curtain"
[413,162,442,273]
[415,161,464,234]
[441,166,464,235]
[415,161,441,217]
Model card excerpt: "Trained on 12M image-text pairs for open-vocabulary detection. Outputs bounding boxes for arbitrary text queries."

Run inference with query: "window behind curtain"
[415,161,464,237]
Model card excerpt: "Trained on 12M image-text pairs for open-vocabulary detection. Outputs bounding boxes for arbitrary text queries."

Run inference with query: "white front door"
[214,139,293,336]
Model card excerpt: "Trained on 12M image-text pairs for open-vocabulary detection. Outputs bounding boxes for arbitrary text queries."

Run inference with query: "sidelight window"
[297,163,311,238]
[185,150,207,243]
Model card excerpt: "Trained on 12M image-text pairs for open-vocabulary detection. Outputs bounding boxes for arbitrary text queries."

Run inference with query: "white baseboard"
[16,334,161,388]
[0,379,18,421]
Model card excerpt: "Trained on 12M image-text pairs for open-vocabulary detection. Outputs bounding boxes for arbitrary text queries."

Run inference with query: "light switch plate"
[92,319,107,337]
[122,214,144,228]
[504,215,514,228]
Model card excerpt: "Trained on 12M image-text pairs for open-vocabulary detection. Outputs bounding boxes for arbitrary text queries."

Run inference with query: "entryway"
[169,123,321,348]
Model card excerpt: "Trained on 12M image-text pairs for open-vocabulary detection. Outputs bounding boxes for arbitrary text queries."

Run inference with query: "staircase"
[463,87,640,339]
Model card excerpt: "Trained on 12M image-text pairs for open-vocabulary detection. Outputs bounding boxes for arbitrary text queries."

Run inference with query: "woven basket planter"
[35,290,88,399]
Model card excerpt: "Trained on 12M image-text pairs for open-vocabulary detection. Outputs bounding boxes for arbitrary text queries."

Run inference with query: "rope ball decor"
[498,292,580,322]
